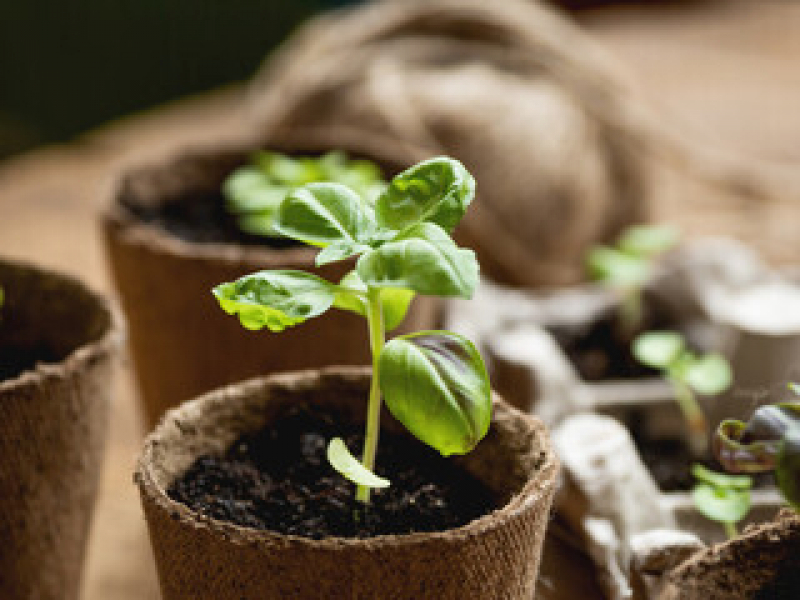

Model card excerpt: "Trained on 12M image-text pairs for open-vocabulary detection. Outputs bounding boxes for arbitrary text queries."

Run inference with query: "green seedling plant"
[213,156,491,504]
[224,151,386,238]
[713,384,800,514]
[587,224,678,334]
[633,331,732,455]
[692,463,752,539]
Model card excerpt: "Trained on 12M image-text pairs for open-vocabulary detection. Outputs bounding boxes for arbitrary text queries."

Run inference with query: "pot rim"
[103,126,430,269]
[136,365,559,551]
[0,257,125,394]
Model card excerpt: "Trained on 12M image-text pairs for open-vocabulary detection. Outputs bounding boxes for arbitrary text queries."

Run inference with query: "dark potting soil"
[549,305,674,382]
[168,404,499,540]
[0,344,62,381]
[754,551,800,599]
[122,191,298,248]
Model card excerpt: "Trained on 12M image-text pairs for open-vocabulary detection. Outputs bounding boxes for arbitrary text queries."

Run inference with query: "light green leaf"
[617,225,679,258]
[332,271,413,332]
[274,182,375,248]
[356,222,478,298]
[379,331,491,456]
[692,464,752,491]
[692,482,751,524]
[327,437,390,489]
[633,331,685,369]
[789,383,800,396]
[223,167,289,213]
[315,240,369,266]
[686,353,732,396]
[376,157,475,234]
[212,270,335,332]
[587,246,650,288]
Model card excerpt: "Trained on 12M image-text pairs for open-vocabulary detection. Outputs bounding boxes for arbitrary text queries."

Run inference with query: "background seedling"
[224,151,386,237]
[587,224,678,334]
[633,330,732,455]
[692,463,752,538]
[714,384,800,512]
[214,156,491,505]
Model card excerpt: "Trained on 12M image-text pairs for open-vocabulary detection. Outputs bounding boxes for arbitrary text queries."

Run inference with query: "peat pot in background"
[135,367,559,600]
[0,259,123,600]
[103,129,438,428]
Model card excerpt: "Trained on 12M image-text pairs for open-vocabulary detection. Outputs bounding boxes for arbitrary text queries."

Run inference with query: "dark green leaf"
[274,183,375,248]
[356,222,478,298]
[379,331,491,456]
[376,157,475,234]
[212,270,335,332]
[633,331,685,369]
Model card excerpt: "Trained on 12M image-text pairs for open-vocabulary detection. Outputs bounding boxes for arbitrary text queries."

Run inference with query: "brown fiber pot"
[103,129,438,428]
[135,367,559,600]
[663,510,800,600]
[0,259,123,600]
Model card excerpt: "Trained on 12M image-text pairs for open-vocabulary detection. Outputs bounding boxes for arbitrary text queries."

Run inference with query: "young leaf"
[692,482,751,525]
[326,438,390,489]
[274,182,375,248]
[685,353,732,396]
[587,246,650,289]
[379,331,491,456]
[315,240,370,267]
[617,225,679,258]
[213,270,335,332]
[332,271,413,332]
[693,464,752,491]
[633,331,685,370]
[356,222,478,298]
[789,383,800,395]
[375,157,475,234]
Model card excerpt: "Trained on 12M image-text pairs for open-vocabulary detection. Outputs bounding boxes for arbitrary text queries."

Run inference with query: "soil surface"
[0,344,61,381]
[122,191,298,248]
[169,404,498,539]
[754,554,800,599]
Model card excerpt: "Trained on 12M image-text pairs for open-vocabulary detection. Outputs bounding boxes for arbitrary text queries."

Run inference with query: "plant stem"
[356,288,385,504]
[671,377,707,457]
[723,521,737,540]
[619,288,643,336]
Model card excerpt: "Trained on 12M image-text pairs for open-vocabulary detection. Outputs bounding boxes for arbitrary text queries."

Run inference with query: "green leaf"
[685,353,732,396]
[379,331,491,456]
[617,225,679,258]
[332,271,413,332]
[356,222,478,298]
[376,157,475,234]
[692,464,752,491]
[789,383,800,396]
[692,482,751,525]
[224,167,289,213]
[326,437,390,489]
[633,331,685,370]
[212,270,335,332]
[587,246,650,288]
[315,240,369,266]
[274,182,375,248]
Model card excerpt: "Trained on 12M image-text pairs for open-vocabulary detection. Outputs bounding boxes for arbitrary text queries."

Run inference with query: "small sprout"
[692,464,752,539]
[713,400,800,511]
[213,156,491,505]
[633,331,732,455]
[224,151,386,238]
[789,382,800,395]
[588,224,678,333]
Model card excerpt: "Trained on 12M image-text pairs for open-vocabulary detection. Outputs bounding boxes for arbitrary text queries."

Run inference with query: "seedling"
[213,156,491,504]
[633,330,732,455]
[224,151,386,237]
[692,463,752,539]
[587,224,678,334]
[713,384,800,512]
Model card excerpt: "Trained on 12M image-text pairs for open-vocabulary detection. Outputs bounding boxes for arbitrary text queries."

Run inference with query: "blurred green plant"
[633,330,732,455]
[587,224,678,333]
[224,151,386,238]
[692,463,752,539]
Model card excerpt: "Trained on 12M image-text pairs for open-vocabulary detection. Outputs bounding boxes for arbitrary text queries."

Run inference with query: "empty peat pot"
[103,129,438,428]
[135,367,559,600]
[0,259,122,600]
[663,510,800,600]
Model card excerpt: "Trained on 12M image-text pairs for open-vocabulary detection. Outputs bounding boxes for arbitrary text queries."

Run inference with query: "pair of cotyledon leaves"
[214,157,491,482]
[587,225,678,289]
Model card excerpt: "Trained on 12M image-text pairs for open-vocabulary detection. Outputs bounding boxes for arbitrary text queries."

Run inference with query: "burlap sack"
[0,259,122,600]
[250,0,649,287]
[662,509,800,600]
[103,129,439,428]
[135,366,559,600]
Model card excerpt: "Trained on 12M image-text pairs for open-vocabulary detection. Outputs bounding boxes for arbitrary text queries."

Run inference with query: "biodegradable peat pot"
[664,510,800,600]
[136,367,559,600]
[103,129,438,428]
[0,259,122,600]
